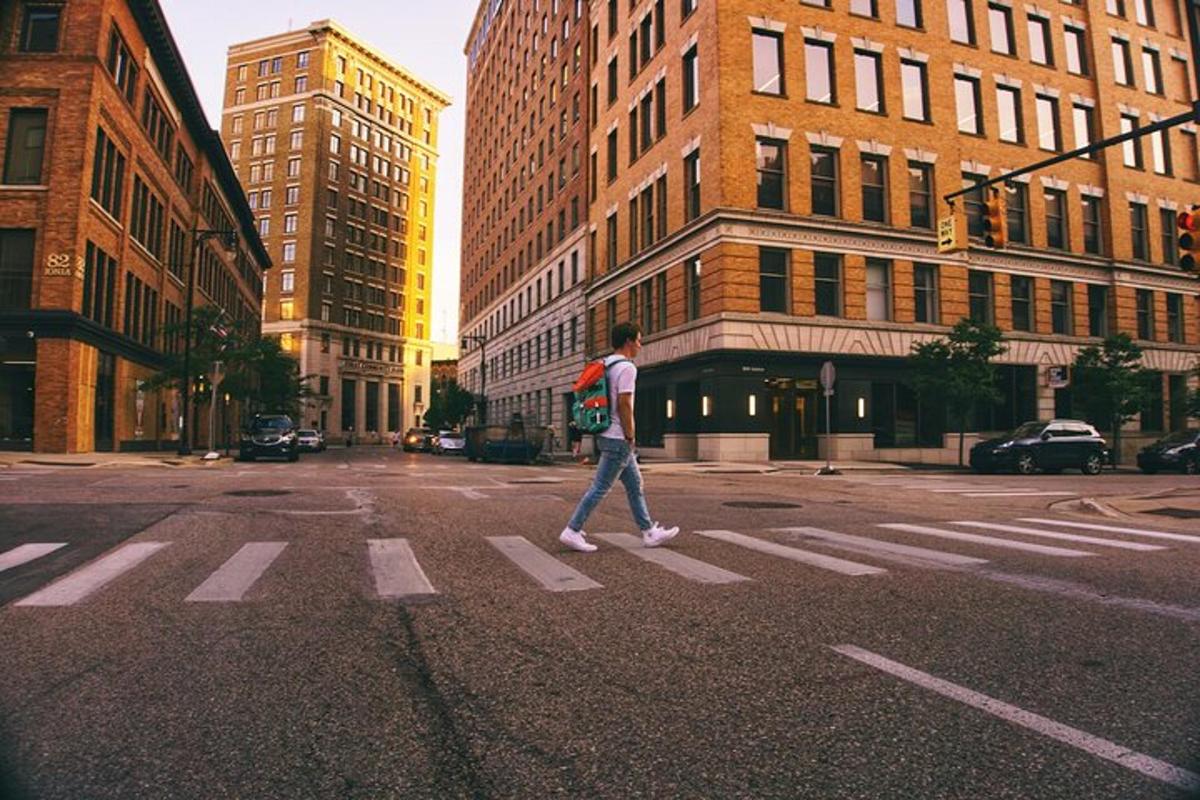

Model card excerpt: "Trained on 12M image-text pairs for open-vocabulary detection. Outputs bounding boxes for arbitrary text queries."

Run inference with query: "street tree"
[909,319,1008,466]
[1070,333,1146,464]
[423,379,476,431]
[1189,361,1200,420]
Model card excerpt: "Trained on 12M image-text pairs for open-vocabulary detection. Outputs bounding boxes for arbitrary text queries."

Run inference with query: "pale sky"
[159,0,477,346]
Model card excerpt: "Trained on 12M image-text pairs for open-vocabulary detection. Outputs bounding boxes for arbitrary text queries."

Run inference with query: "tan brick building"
[583,0,1200,461]
[458,0,592,437]
[222,21,449,440]
[0,0,269,453]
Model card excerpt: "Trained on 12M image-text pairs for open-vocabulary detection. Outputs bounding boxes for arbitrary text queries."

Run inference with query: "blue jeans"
[567,437,653,532]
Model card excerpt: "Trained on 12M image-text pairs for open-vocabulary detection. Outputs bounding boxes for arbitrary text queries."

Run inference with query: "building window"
[1150,129,1172,175]
[606,128,618,181]
[1050,280,1073,334]
[1136,289,1154,339]
[0,229,35,310]
[955,76,982,134]
[809,146,837,216]
[1161,208,1179,266]
[988,3,1014,54]
[752,30,784,96]
[865,259,891,321]
[861,154,888,223]
[20,6,60,52]
[1120,114,1143,168]
[1072,103,1094,156]
[896,0,922,28]
[3,109,47,185]
[855,50,884,113]
[1143,48,1163,94]
[756,138,787,210]
[1044,188,1067,249]
[1082,196,1103,255]
[913,263,939,323]
[1130,202,1149,259]
[805,41,835,104]
[1166,294,1184,343]
[963,172,987,236]
[105,27,139,103]
[1005,183,1028,245]
[682,45,699,111]
[1088,284,1109,337]
[1134,0,1154,27]
[90,127,126,217]
[686,256,702,320]
[814,253,842,316]
[759,248,789,313]
[996,85,1023,143]
[900,60,928,121]
[1064,27,1088,75]
[908,161,933,229]
[851,0,878,16]
[1010,275,1033,331]
[948,0,975,44]
[1035,94,1060,151]
[968,270,993,324]
[605,213,617,269]
[1112,38,1134,85]
[684,149,701,221]
[1028,16,1053,65]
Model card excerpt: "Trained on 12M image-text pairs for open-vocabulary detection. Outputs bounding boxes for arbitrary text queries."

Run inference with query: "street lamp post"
[461,333,487,424]
[178,229,238,456]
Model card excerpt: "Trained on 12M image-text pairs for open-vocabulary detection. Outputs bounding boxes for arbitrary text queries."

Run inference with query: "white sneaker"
[641,523,679,548]
[559,527,597,553]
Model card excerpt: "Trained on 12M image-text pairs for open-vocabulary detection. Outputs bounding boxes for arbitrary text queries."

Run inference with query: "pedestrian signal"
[1177,209,1200,272]
[983,190,1006,248]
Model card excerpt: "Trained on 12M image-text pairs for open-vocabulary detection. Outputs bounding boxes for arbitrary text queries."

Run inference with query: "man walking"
[560,322,679,553]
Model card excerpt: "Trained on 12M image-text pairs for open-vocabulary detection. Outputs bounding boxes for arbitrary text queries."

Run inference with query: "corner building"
[222,21,449,440]
[586,0,1200,462]
[458,0,592,438]
[0,1,269,453]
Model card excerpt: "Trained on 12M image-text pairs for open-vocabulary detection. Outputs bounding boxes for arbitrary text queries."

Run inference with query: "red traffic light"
[1178,208,1200,271]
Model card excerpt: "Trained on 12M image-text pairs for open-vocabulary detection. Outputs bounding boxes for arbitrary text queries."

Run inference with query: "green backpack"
[570,357,627,434]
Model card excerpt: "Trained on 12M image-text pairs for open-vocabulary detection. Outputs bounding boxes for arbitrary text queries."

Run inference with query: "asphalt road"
[1,449,1198,799]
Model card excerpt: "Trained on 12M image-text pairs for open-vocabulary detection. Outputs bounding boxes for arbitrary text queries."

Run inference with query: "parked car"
[1137,430,1200,475]
[970,419,1108,475]
[433,430,466,455]
[296,429,326,453]
[239,414,300,462]
[400,427,435,452]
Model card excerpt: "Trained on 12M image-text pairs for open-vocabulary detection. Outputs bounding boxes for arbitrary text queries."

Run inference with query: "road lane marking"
[771,527,988,568]
[185,542,288,602]
[0,543,68,573]
[958,492,1078,498]
[878,524,1093,557]
[951,521,1165,552]
[695,530,885,576]
[13,542,170,606]
[830,644,1200,793]
[1019,518,1200,544]
[974,570,1200,623]
[367,539,437,599]
[593,533,750,584]
[486,536,602,591]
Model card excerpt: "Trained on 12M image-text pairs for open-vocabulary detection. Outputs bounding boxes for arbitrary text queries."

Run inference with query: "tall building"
[458,0,591,437]
[222,21,449,439]
[581,0,1199,462]
[0,0,269,453]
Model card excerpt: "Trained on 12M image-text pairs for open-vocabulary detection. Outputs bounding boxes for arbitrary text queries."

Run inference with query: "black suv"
[1137,430,1200,475]
[239,415,300,462]
[970,420,1108,475]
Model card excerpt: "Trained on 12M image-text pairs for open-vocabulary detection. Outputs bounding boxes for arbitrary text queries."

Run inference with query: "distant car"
[296,429,325,453]
[970,419,1108,475]
[239,415,300,462]
[401,427,434,452]
[1137,430,1200,475]
[434,430,466,455]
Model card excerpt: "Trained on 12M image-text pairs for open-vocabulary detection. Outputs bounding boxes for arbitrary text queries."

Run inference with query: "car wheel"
[1014,452,1037,475]
[1184,458,1199,476]
[1081,453,1103,476]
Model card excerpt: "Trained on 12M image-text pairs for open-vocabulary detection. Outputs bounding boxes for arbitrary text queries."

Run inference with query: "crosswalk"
[2,515,1196,609]
[839,475,1081,500]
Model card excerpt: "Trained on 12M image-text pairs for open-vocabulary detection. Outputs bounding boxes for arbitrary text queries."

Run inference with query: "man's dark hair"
[611,321,642,350]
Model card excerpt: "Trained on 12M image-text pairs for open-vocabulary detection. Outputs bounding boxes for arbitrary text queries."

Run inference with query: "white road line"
[695,530,885,576]
[830,644,1200,793]
[878,524,1093,557]
[951,521,1166,552]
[367,539,437,599]
[487,536,602,591]
[0,543,68,573]
[1019,518,1200,544]
[185,542,287,602]
[772,527,988,568]
[13,542,170,607]
[930,487,1020,493]
[959,492,1078,498]
[593,533,750,584]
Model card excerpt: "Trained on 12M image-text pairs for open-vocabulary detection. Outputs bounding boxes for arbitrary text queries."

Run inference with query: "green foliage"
[423,378,476,431]
[1070,333,1146,464]
[1189,361,1200,419]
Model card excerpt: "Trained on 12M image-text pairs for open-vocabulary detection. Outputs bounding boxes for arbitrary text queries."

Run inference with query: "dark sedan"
[1138,430,1200,474]
[400,427,435,452]
[970,419,1108,475]
[239,415,300,462]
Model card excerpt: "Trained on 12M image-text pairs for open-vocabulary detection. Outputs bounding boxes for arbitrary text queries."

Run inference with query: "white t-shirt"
[600,354,637,440]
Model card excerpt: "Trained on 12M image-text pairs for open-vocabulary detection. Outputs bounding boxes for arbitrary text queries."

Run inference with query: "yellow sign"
[937,216,958,253]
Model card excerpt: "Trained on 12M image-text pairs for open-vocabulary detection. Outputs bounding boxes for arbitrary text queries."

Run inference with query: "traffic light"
[983,189,1007,248]
[1177,208,1200,271]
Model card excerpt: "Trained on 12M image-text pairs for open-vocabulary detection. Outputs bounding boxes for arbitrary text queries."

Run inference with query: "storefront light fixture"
[666,399,675,419]
[702,395,711,416]
[857,397,866,419]
[748,394,756,416]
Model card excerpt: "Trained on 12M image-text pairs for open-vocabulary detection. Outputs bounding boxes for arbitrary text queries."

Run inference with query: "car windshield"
[252,418,291,431]
[1008,422,1045,440]
[298,430,317,436]
[1159,430,1197,445]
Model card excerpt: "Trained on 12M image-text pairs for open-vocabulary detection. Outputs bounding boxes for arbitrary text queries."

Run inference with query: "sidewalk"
[0,451,235,469]
[1083,487,1200,522]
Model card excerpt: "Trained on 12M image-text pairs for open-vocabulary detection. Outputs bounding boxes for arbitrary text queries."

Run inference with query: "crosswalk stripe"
[185,542,288,602]
[487,536,602,591]
[878,524,1093,557]
[1019,518,1200,544]
[951,521,1166,552]
[0,543,67,573]
[772,527,988,568]
[13,542,170,607]
[959,491,1077,497]
[593,533,750,584]
[367,539,437,598]
[695,530,885,576]
[831,644,1200,792]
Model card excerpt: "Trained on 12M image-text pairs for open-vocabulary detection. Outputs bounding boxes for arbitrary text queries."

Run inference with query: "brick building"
[580,0,1200,462]
[458,0,592,436]
[222,21,449,441]
[0,0,269,453]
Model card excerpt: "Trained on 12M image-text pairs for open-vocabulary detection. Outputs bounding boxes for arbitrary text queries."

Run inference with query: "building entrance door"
[94,352,115,452]
[767,379,818,459]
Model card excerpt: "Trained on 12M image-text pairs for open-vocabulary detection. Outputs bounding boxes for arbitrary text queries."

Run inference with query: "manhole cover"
[1146,507,1200,519]
[723,501,801,509]
[223,489,293,497]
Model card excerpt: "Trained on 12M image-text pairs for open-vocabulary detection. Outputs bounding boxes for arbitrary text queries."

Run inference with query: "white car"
[434,430,466,455]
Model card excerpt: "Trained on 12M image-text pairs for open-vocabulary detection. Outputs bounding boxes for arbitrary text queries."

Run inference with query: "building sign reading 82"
[44,253,84,279]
